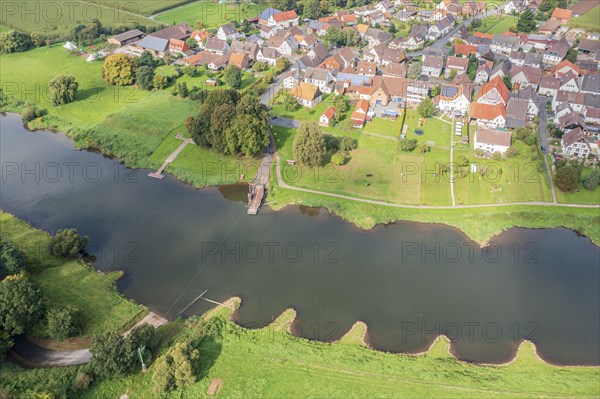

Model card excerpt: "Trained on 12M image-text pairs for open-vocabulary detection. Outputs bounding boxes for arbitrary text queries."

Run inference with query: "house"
[282,68,302,89]
[309,42,331,64]
[577,60,599,75]
[184,51,227,70]
[422,56,444,77]
[217,22,242,41]
[490,34,520,56]
[406,80,431,105]
[477,76,510,105]
[543,38,571,66]
[559,71,580,92]
[401,25,428,50]
[351,99,370,128]
[260,25,276,39]
[320,106,337,126]
[474,63,492,84]
[268,10,299,29]
[364,28,393,48]
[427,17,453,41]
[561,128,591,159]
[268,35,298,55]
[231,41,259,61]
[229,52,250,69]
[168,39,190,55]
[291,82,322,108]
[150,23,193,41]
[438,84,471,115]
[490,59,511,81]
[204,38,229,55]
[504,0,526,14]
[509,86,540,119]
[538,20,562,35]
[376,0,395,13]
[108,29,144,46]
[298,35,318,49]
[461,1,485,16]
[510,65,542,90]
[454,43,477,57]
[357,61,377,76]
[505,97,528,129]
[259,7,281,26]
[578,39,600,60]
[580,74,600,94]
[445,56,468,78]
[256,47,280,66]
[134,36,169,57]
[369,76,407,107]
[189,30,212,48]
[382,62,407,78]
[307,19,325,35]
[539,76,561,97]
[474,127,512,155]
[550,7,573,23]
[303,67,335,93]
[509,51,542,68]
[320,47,355,71]
[469,103,507,128]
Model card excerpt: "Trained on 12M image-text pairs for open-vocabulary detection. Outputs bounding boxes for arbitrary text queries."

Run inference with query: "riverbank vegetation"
[0,211,145,347]
[3,297,598,398]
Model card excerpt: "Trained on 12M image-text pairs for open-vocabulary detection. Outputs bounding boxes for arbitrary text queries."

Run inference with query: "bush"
[530,153,539,161]
[524,135,537,146]
[583,169,600,190]
[456,154,469,167]
[152,74,169,90]
[331,152,348,166]
[418,144,430,154]
[556,166,580,192]
[0,240,27,274]
[506,146,519,158]
[50,228,89,257]
[72,371,93,391]
[340,137,357,151]
[152,341,199,393]
[46,305,83,340]
[399,138,417,152]
[21,105,43,123]
[492,152,502,160]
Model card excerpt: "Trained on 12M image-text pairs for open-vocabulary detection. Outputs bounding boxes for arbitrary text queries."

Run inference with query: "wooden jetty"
[247,184,265,215]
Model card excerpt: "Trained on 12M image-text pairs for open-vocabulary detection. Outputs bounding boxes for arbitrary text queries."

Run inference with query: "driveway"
[538,97,549,150]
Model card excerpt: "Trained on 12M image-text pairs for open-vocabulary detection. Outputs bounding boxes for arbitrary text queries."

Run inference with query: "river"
[1,113,599,365]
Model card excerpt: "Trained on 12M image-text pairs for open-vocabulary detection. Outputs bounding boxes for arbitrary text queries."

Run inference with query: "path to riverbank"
[10,312,168,368]
[149,135,194,179]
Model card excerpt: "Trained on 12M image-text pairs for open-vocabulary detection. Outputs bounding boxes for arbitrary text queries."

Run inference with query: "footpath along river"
[1,113,599,365]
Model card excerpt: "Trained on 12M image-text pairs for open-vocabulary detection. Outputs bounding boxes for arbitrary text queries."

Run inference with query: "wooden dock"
[247,184,265,215]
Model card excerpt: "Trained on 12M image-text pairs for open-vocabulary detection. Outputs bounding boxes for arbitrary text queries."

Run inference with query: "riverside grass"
[82,298,600,398]
[0,211,145,338]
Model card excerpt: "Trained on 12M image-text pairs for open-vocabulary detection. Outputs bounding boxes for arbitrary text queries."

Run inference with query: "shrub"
[492,152,502,160]
[583,169,600,190]
[456,154,469,167]
[556,166,580,192]
[506,146,519,158]
[21,105,43,123]
[152,74,169,90]
[331,152,348,166]
[50,228,89,257]
[399,138,417,152]
[340,137,357,151]
[0,240,26,274]
[46,305,83,340]
[72,371,93,391]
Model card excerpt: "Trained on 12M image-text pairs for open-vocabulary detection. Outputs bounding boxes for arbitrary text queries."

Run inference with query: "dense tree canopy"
[0,240,26,275]
[50,228,89,257]
[103,54,137,86]
[417,97,435,118]
[136,66,155,90]
[293,122,327,167]
[48,75,79,106]
[556,166,580,192]
[0,274,44,336]
[517,9,537,33]
[223,65,242,89]
[0,31,33,54]
[46,305,83,340]
[152,341,199,393]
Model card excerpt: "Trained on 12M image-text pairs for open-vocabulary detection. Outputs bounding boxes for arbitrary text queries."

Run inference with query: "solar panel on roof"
[441,86,458,98]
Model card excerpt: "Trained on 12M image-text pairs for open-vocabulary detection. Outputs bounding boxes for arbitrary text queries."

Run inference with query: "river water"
[1,113,598,365]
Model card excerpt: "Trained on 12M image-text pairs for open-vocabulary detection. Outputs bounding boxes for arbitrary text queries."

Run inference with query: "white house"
[474,127,512,155]
[267,10,300,29]
[303,67,335,94]
[217,23,241,41]
[561,128,592,159]
[438,84,471,115]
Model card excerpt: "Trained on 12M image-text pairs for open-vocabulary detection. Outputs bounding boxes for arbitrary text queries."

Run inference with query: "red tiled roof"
[470,103,506,120]
[273,10,298,22]
[551,8,573,21]
[454,43,477,56]
[322,106,336,120]
[479,76,510,104]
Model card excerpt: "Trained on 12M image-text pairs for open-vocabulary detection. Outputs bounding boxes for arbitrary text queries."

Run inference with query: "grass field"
[83,0,194,15]
[476,15,518,34]
[568,4,600,32]
[0,0,160,35]
[0,212,145,339]
[81,300,600,398]
[555,166,600,204]
[155,1,264,28]
[156,65,258,92]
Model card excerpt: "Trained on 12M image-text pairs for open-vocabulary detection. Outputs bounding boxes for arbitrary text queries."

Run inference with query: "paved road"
[11,336,92,367]
[260,75,283,106]
[537,97,558,203]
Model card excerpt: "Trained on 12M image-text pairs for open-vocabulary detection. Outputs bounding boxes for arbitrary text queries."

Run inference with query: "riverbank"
[82,298,600,398]
[0,211,146,348]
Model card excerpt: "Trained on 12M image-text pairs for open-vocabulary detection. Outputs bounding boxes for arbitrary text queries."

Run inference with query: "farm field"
[476,15,518,34]
[0,0,160,35]
[83,0,194,15]
[568,4,600,32]
[155,1,265,28]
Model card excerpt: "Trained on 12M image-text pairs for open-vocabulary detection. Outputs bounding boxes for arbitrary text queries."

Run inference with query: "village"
[101,0,599,174]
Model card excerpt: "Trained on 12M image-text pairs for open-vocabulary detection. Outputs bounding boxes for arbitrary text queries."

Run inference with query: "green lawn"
[568,4,600,32]
[555,166,600,204]
[0,212,145,339]
[155,1,265,28]
[83,300,600,398]
[82,0,194,15]
[476,15,518,34]
[0,0,160,35]
[156,65,258,92]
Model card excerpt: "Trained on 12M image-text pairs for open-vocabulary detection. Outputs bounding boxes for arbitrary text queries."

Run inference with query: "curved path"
[10,312,167,368]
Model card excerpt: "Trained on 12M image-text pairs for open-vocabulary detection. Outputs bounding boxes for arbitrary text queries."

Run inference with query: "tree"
[0,31,33,54]
[0,240,26,274]
[136,50,157,68]
[417,97,435,118]
[223,65,242,89]
[583,170,600,190]
[448,69,458,80]
[136,66,155,90]
[565,47,577,63]
[294,122,327,167]
[228,114,270,156]
[103,54,137,86]
[388,22,397,34]
[282,91,299,111]
[517,9,536,33]
[172,82,189,98]
[152,74,169,90]
[418,144,430,154]
[303,0,322,19]
[276,57,289,72]
[331,152,347,165]
[399,138,418,152]
[152,342,199,393]
[556,165,580,192]
[90,330,129,377]
[21,105,43,123]
[333,95,348,113]
[0,274,44,335]
[503,74,513,91]
[48,75,78,106]
[456,154,469,167]
[237,94,269,120]
[46,305,83,340]
[50,228,89,257]
[185,38,198,50]
[407,61,422,79]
